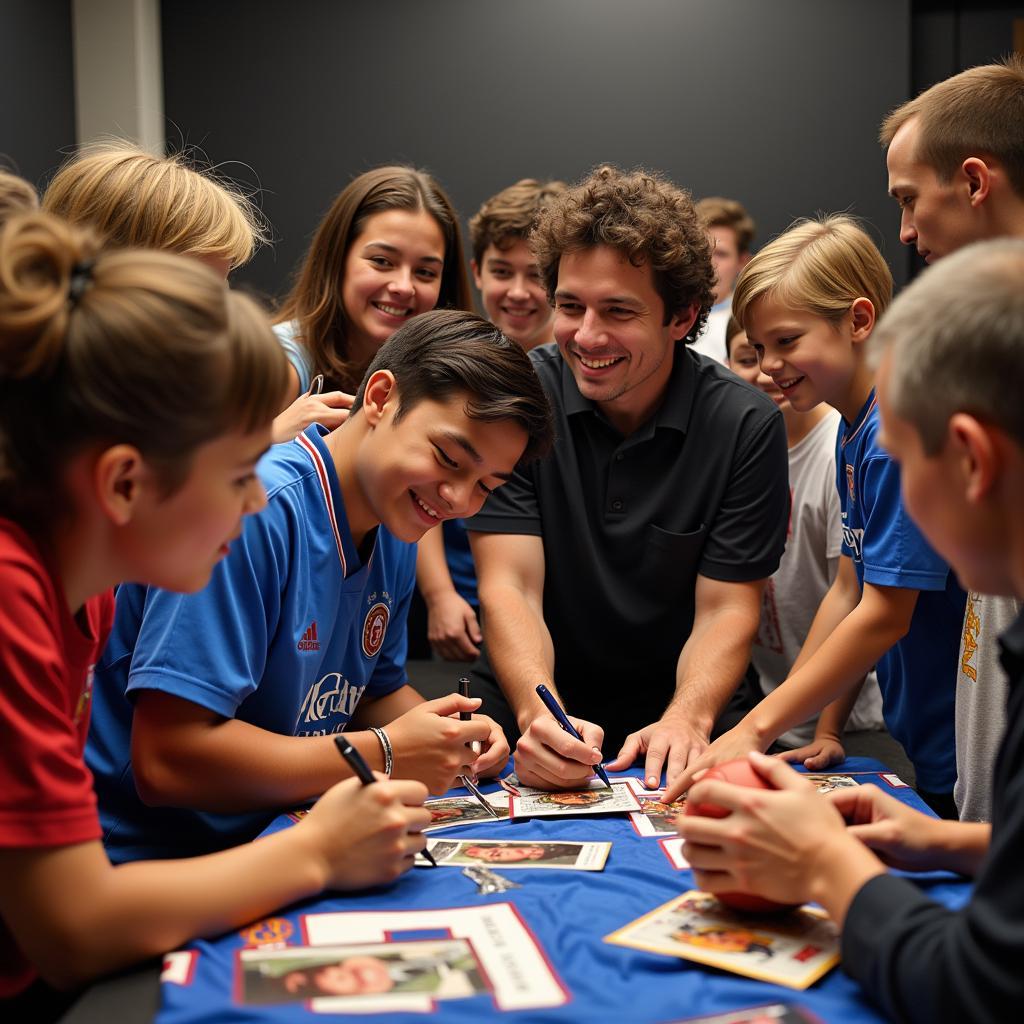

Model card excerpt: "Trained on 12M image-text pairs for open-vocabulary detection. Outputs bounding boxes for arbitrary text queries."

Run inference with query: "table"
[117,758,969,1024]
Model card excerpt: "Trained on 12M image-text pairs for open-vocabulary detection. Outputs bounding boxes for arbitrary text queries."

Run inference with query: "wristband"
[368,726,393,776]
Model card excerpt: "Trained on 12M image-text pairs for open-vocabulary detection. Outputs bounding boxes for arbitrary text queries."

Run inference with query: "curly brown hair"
[530,165,715,340]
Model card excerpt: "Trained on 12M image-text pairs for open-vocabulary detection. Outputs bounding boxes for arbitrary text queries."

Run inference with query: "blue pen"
[535,684,612,788]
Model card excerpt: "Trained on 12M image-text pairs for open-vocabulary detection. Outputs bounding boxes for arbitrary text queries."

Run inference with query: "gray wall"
[159,0,913,299]
[0,0,75,191]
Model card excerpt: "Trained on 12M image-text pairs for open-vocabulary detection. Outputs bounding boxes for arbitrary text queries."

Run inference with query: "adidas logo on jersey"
[297,620,321,651]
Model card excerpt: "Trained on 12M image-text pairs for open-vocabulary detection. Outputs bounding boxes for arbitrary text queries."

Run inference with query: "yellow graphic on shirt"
[960,593,981,683]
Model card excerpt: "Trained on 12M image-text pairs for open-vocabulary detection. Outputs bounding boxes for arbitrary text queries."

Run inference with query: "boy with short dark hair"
[415,179,567,663]
[86,310,553,863]
[679,239,1024,1022]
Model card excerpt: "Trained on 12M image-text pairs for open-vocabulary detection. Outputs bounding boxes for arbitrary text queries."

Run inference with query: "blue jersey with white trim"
[837,392,965,792]
[86,425,416,862]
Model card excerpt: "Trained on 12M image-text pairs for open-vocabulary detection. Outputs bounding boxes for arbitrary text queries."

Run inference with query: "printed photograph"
[605,891,840,990]
[629,792,688,836]
[238,938,488,1006]
[802,774,858,794]
[423,794,510,832]
[510,782,640,819]
[416,839,611,870]
[668,1003,823,1024]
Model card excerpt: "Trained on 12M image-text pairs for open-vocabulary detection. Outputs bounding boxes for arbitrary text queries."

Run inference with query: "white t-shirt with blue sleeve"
[86,425,416,862]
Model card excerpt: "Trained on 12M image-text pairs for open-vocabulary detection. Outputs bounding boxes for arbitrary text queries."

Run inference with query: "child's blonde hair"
[0,169,39,226]
[0,212,287,531]
[42,141,266,270]
[732,215,893,330]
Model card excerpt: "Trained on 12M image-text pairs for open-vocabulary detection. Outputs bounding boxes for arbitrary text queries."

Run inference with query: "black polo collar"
[559,342,696,435]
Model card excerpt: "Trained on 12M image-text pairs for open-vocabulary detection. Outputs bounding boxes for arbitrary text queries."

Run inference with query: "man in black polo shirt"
[467,165,789,792]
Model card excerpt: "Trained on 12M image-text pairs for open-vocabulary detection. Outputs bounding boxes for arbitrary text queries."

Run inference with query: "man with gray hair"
[881,55,1024,821]
[678,238,1024,1023]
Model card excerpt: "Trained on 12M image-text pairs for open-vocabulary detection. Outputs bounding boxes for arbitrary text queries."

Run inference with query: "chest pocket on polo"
[640,523,706,602]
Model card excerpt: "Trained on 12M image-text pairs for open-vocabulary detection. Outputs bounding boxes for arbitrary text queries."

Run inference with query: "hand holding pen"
[334,736,437,867]
[536,685,612,788]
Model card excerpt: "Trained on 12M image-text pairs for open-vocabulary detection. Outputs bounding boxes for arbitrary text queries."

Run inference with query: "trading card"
[238,938,487,1006]
[801,774,858,794]
[509,782,641,819]
[658,836,690,869]
[666,1002,823,1023]
[415,838,611,870]
[629,791,687,836]
[605,891,840,990]
[423,792,510,832]
[303,903,569,1011]
[880,772,909,788]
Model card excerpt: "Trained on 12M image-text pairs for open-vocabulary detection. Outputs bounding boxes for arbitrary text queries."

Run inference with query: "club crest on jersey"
[362,601,389,658]
[846,464,856,504]
[238,917,293,947]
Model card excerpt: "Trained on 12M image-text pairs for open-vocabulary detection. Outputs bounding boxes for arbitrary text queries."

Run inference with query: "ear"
[360,370,398,427]
[92,444,149,526]
[949,412,999,503]
[961,157,992,207]
[669,302,700,342]
[849,297,876,342]
[470,258,482,291]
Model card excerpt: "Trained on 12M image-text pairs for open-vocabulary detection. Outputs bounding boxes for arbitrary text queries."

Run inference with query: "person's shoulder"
[257,434,322,504]
[0,520,55,605]
[527,342,564,385]
[689,351,781,421]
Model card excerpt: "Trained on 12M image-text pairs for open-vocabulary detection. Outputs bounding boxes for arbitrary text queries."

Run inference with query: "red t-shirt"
[0,519,114,997]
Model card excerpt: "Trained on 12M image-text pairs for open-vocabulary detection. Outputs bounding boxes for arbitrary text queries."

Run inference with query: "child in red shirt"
[0,213,430,1018]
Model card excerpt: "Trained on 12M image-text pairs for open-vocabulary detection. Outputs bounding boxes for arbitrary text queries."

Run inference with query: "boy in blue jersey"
[678,239,1024,1023]
[665,217,966,816]
[86,310,554,862]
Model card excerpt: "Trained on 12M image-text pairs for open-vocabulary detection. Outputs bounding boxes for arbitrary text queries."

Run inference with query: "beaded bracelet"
[368,726,393,776]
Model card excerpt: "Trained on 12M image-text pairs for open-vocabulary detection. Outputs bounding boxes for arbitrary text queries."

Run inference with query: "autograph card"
[605,891,840,990]
[667,1003,823,1024]
[238,938,487,1008]
[509,782,640,819]
[415,838,611,871]
[423,792,510,832]
[303,903,568,1011]
[628,791,687,836]
[658,837,690,869]
[802,774,858,793]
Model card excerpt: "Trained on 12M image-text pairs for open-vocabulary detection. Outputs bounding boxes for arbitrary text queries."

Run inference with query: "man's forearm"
[478,580,555,730]
[666,604,760,737]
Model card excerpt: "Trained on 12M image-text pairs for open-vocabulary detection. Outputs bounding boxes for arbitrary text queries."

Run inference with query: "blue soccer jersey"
[838,393,966,792]
[86,425,416,862]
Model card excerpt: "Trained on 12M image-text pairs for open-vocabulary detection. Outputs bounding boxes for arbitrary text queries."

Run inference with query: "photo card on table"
[666,1003,823,1024]
[238,937,487,1008]
[302,903,569,1012]
[509,782,640,819]
[605,890,840,990]
[415,838,611,871]
[423,791,510,832]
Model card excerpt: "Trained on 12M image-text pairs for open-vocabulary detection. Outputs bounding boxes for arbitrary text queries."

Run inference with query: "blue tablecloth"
[154,759,971,1023]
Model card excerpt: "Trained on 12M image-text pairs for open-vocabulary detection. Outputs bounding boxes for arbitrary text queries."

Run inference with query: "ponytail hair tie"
[68,260,95,307]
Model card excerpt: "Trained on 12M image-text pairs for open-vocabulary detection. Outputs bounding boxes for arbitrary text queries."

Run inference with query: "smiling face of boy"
[472,239,554,351]
[348,375,528,545]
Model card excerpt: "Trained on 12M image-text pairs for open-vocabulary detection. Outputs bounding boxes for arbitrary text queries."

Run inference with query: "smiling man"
[881,55,1024,822]
[466,165,789,793]
[85,311,553,863]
